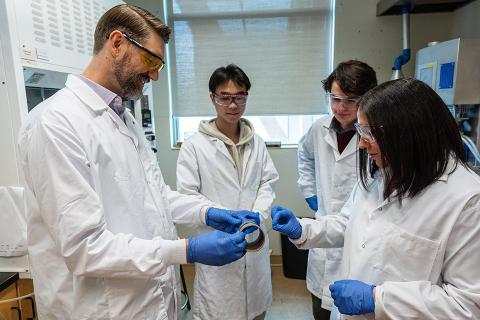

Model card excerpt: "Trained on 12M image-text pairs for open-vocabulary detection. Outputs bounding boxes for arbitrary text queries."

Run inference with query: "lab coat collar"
[66,74,139,147]
[438,157,465,182]
[323,127,358,161]
[321,114,335,130]
[65,75,110,113]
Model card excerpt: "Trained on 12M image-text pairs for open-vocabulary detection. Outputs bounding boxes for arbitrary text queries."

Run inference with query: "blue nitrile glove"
[271,206,302,240]
[329,280,376,315]
[187,230,247,266]
[305,195,318,212]
[206,208,260,233]
[232,210,260,233]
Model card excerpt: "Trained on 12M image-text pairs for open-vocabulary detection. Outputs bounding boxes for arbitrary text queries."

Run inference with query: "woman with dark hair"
[272,78,480,319]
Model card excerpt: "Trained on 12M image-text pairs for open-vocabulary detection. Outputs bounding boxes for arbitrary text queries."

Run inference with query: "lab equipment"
[271,206,302,240]
[329,280,376,316]
[390,1,411,80]
[305,195,318,211]
[187,230,247,266]
[415,38,480,170]
[239,221,265,251]
[0,187,26,258]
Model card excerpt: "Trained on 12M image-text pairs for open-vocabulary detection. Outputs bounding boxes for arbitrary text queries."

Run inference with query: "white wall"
[130,0,472,254]
[452,0,480,38]
[335,0,453,82]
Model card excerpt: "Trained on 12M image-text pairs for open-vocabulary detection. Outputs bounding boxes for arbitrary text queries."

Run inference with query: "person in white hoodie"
[176,64,279,320]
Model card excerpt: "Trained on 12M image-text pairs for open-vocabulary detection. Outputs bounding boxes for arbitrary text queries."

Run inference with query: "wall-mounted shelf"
[377,0,475,16]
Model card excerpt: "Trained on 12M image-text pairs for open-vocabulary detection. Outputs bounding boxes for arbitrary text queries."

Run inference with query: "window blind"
[168,0,333,117]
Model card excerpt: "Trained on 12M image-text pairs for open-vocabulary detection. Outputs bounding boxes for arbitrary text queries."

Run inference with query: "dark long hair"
[357,78,466,200]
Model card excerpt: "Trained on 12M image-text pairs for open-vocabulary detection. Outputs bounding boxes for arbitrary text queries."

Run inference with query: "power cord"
[0,292,34,304]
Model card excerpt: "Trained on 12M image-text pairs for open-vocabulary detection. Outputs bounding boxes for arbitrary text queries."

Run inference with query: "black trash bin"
[280,233,309,279]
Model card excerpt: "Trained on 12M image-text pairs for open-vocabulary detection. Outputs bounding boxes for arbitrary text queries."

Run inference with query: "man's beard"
[113,54,150,100]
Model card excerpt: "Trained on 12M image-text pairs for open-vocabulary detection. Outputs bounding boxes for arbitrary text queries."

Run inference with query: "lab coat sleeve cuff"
[303,191,316,199]
[161,239,188,265]
[289,219,308,246]
[374,284,387,319]
[200,206,209,225]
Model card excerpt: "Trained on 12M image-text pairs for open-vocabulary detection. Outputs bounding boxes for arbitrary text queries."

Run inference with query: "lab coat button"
[362,243,366,248]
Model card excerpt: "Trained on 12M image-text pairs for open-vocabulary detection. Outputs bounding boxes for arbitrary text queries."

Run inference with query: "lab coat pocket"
[374,224,440,281]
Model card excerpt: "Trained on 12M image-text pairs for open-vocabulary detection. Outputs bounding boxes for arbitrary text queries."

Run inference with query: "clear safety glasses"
[354,122,377,143]
[325,92,359,109]
[122,33,166,71]
[212,93,249,106]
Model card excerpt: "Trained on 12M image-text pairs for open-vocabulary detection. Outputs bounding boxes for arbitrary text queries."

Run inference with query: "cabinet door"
[0,283,19,320]
[17,279,35,320]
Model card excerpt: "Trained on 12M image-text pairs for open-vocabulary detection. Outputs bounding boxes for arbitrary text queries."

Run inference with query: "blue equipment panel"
[439,62,455,89]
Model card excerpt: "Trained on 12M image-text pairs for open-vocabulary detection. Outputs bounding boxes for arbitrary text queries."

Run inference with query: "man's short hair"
[209,64,251,93]
[93,4,172,54]
[322,60,377,97]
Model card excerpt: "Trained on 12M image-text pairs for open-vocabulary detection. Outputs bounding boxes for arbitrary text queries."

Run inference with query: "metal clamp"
[239,221,265,252]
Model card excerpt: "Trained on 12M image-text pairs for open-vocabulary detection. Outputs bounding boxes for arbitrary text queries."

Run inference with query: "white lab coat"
[18,75,212,320]
[293,161,480,319]
[176,131,279,320]
[297,114,358,308]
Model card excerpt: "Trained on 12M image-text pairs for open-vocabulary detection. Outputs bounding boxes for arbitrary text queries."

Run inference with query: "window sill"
[170,144,298,150]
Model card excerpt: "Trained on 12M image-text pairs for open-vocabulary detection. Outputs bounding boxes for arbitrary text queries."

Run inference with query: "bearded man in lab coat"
[17,5,255,320]
[176,64,279,320]
[297,60,377,320]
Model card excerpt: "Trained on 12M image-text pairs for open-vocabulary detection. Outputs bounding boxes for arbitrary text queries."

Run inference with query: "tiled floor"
[179,264,313,320]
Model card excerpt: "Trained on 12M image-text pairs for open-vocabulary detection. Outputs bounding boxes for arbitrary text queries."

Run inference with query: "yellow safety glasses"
[122,32,165,71]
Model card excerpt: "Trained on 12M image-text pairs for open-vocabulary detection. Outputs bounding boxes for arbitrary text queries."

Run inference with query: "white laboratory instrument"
[415,38,480,170]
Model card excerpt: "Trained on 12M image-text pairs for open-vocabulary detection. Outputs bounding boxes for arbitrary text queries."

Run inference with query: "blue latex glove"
[329,280,376,315]
[305,195,318,212]
[271,206,302,240]
[187,230,247,266]
[206,208,260,233]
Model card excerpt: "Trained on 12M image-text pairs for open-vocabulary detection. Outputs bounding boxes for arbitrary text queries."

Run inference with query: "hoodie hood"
[198,118,255,146]
[198,118,255,185]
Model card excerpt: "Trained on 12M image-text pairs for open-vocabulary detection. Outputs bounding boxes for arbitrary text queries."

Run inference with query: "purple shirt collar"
[77,75,125,117]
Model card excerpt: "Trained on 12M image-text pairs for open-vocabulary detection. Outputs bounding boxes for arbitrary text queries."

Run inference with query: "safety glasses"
[325,92,359,109]
[122,33,166,71]
[354,122,377,143]
[212,93,249,106]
